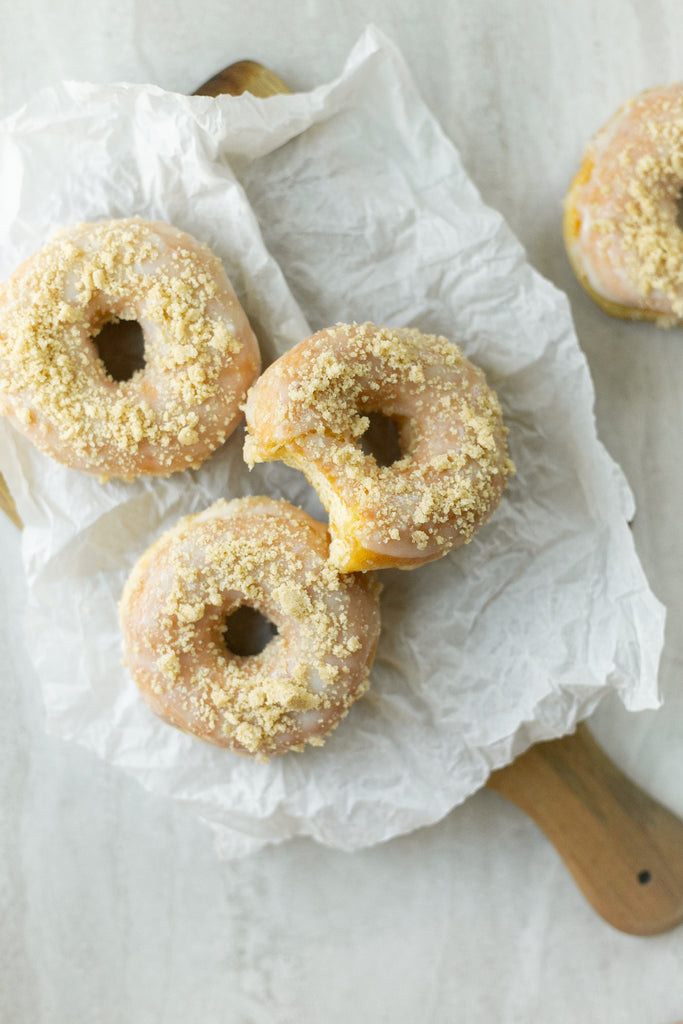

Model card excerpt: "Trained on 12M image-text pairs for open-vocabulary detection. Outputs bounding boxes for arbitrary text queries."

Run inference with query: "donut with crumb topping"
[119,496,381,757]
[244,323,513,572]
[0,218,261,477]
[564,84,683,324]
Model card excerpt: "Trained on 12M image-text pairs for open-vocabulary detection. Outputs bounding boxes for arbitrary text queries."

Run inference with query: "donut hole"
[358,411,404,467]
[671,187,683,231]
[223,605,278,657]
[93,317,146,382]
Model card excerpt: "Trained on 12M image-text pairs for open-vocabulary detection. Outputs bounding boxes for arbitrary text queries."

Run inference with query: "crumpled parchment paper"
[0,27,666,857]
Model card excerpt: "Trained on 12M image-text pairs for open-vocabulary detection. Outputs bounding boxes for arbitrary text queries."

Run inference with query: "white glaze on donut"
[244,323,513,572]
[0,218,261,476]
[119,496,381,757]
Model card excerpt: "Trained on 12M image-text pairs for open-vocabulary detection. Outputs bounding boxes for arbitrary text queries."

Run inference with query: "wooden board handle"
[487,723,683,935]
[195,60,290,99]
[0,472,21,529]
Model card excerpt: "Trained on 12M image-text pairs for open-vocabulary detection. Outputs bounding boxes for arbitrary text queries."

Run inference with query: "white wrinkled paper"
[0,28,665,857]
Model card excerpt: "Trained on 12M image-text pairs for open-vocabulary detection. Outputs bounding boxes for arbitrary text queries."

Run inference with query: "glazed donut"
[0,218,261,477]
[564,84,683,324]
[244,323,513,572]
[119,496,381,757]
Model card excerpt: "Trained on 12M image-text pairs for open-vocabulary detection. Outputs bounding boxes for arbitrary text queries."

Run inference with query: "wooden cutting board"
[1,60,682,936]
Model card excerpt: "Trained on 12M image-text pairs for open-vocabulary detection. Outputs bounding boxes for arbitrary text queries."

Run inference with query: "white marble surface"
[1,2,683,1021]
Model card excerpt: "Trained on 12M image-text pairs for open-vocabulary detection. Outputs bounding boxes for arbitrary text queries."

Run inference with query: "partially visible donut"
[244,323,513,572]
[564,84,683,324]
[0,218,261,477]
[119,496,381,757]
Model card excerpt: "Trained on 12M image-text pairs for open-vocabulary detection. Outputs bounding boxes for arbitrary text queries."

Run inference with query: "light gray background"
[1,2,682,1022]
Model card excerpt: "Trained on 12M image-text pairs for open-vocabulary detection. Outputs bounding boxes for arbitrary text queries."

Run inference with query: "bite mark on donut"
[244,323,513,572]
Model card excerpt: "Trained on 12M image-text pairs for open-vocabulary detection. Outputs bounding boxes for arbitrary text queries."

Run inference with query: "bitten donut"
[119,496,381,757]
[0,218,261,476]
[564,84,683,324]
[244,323,513,572]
